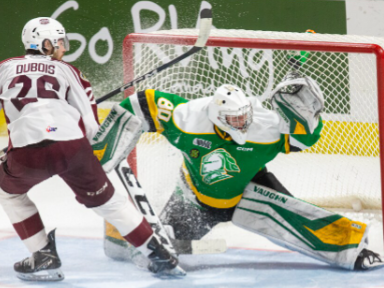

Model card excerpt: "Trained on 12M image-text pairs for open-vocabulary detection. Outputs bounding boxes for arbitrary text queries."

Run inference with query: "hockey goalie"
[93,71,384,271]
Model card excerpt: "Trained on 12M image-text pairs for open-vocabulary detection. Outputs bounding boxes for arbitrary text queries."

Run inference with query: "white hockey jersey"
[0,55,99,148]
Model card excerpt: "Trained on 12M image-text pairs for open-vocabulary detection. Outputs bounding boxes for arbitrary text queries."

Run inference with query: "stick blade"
[172,239,227,255]
[191,239,227,254]
[195,8,212,47]
[200,8,212,19]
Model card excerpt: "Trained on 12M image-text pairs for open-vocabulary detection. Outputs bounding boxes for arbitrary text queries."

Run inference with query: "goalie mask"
[22,17,70,55]
[208,85,253,145]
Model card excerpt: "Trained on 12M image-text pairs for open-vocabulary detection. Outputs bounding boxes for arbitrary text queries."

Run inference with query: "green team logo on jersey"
[200,148,240,185]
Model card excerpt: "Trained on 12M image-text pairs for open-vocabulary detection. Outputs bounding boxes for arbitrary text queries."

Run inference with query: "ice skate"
[14,229,64,281]
[354,249,384,270]
[147,236,186,277]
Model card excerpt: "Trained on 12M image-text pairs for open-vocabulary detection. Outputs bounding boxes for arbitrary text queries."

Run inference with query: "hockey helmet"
[208,85,253,145]
[22,17,70,54]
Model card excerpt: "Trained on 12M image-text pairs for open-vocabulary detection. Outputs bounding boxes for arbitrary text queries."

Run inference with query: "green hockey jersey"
[120,90,323,209]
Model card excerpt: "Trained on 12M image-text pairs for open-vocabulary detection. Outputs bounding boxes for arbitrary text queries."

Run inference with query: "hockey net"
[121,29,384,219]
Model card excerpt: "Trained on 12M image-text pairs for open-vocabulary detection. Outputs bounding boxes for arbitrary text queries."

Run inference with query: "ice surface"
[0,136,383,287]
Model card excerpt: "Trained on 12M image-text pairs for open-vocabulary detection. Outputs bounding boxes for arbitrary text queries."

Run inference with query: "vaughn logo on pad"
[253,186,288,204]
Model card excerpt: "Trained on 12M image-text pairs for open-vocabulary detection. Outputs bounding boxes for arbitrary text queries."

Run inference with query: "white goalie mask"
[208,85,253,145]
[22,17,70,54]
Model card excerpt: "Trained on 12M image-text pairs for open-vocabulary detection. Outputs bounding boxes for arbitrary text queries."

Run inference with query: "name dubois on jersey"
[16,63,55,75]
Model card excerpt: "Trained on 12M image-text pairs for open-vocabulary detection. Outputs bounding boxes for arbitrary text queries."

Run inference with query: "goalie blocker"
[92,104,143,173]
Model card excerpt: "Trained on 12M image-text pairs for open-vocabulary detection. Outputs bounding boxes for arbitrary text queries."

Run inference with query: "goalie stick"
[287,29,316,70]
[172,238,227,255]
[1,8,224,255]
[0,8,212,156]
[95,8,212,104]
[102,9,225,256]
[113,159,227,255]
[114,159,177,255]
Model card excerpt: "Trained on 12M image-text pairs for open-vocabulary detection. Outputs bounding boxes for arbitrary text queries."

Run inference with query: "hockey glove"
[270,71,324,135]
[92,104,143,173]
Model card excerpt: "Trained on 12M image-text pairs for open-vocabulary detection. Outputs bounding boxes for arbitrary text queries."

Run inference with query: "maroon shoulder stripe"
[51,59,84,88]
[0,56,25,69]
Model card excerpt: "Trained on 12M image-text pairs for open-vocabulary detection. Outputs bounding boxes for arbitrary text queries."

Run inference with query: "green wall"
[0,0,346,101]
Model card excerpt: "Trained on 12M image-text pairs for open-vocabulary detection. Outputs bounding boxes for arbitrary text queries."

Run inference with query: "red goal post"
[122,29,384,230]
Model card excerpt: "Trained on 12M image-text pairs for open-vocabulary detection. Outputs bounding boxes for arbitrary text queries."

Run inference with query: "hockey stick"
[287,29,316,70]
[104,9,225,255]
[95,8,212,104]
[113,159,227,255]
[114,160,177,255]
[0,8,212,156]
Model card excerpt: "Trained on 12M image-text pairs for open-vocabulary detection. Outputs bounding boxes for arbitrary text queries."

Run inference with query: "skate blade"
[16,268,64,281]
[156,265,186,278]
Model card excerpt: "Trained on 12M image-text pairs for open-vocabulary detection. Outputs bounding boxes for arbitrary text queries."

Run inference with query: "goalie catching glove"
[271,71,324,135]
[92,104,143,173]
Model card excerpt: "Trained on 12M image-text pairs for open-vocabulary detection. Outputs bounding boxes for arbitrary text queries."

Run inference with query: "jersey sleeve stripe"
[143,90,163,133]
[0,57,25,69]
[136,91,156,132]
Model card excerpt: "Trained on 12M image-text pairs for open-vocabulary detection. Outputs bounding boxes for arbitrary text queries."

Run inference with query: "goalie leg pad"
[232,182,369,270]
[92,104,143,173]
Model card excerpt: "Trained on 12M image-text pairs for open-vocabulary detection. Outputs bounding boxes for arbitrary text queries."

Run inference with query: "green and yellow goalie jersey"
[120,89,323,209]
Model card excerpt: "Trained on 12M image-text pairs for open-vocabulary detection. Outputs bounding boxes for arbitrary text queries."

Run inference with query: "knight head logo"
[200,148,240,185]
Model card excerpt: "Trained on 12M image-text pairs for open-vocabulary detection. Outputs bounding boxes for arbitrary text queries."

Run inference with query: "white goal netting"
[123,29,383,213]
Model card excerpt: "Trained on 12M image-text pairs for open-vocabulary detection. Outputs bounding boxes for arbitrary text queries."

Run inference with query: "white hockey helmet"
[208,85,253,145]
[22,17,70,54]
